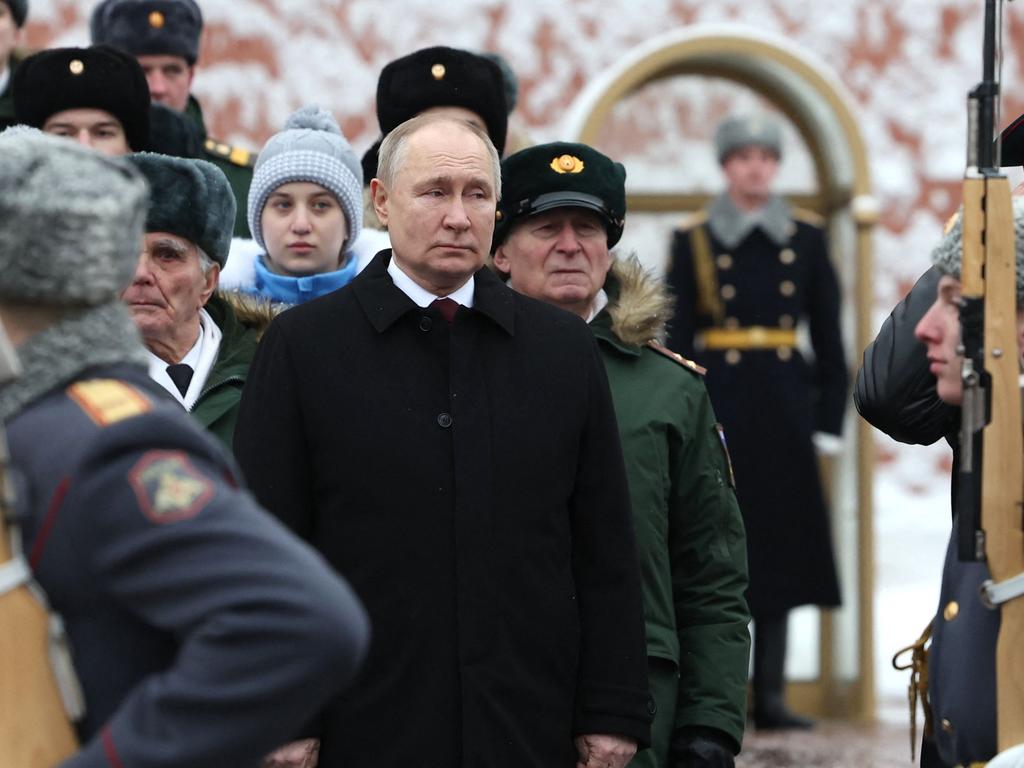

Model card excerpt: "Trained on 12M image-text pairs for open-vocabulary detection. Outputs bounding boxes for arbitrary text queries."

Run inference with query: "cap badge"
[149,11,165,29]
[431,63,446,80]
[69,59,85,76]
[551,154,585,174]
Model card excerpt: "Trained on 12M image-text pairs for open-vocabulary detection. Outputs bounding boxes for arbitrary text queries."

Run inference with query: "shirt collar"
[386,255,475,308]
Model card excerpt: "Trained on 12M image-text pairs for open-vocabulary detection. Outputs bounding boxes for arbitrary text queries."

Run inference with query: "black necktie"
[431,297,459,324]
[166,363,194,396]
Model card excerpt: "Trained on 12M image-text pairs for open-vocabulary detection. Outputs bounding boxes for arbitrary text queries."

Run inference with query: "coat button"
[725,349,741,365]
[941,718,954,734]
[716,254,733,270]
[780,280,796,297]
[721,284,736,300]
[724,316,740,329]
[943,601,960,621]
[777,347,793,362]
[779,314,795,329]
[646,696,657,716]
[419,316,433,331]
[779,248,797,264]
[437,412,453,428]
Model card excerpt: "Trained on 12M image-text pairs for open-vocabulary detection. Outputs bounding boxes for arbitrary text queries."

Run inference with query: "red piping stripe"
[101,727,125,768]
[28,477,70,569]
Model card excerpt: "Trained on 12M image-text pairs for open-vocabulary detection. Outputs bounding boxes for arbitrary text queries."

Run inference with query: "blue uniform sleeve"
[58,413,369,768]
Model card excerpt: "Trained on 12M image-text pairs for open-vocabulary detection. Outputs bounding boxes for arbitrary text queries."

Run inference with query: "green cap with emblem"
[493,141,627,250]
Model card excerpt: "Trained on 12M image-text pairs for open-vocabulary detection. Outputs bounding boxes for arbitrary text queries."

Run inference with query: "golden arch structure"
[563,25,878,721]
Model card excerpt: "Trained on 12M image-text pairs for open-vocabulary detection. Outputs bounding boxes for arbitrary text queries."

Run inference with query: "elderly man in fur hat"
[492,142,751,768]
[0,126,369,768]
[121,152,266,449]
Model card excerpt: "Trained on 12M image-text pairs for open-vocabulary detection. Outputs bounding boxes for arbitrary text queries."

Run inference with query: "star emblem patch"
[129,451,214,525]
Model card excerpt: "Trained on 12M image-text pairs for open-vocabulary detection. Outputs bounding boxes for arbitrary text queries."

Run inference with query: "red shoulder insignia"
[128,451,214,525]
[645,340,706,375]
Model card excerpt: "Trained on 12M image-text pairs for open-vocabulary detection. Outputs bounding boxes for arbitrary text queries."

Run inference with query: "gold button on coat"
[725,350,741,365]
[777,347,793,362]
[941,718,954,733]
[717,254,733,270]
[724,317,740,329]
[943,601,960,621]
[779,248,796,264]
[69,59,85,75]
[721,284,736,300]
[779,314,795,329]
[780,280,796,297]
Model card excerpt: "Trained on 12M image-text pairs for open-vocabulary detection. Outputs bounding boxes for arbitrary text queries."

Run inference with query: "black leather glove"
[671,726,737,768]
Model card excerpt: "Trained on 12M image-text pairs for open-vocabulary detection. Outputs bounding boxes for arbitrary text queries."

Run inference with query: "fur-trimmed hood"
[603,256,674,347]
[214,290,280,342]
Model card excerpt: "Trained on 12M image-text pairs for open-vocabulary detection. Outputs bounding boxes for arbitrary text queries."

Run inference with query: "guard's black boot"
[752,614,815,730]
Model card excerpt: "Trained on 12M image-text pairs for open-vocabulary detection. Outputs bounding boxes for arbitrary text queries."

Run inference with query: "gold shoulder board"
[792,207,826,227]
[645,341,706,375]
[67,379,152,427]
[204,138,256,168]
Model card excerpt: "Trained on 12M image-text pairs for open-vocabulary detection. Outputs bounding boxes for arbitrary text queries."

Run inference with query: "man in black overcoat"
[234,114,652,768]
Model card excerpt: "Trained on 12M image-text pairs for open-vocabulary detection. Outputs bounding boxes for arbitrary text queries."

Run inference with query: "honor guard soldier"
[0,0,28,131]
[665,114,849,730]
[493,142,751,768]
[90,0,256,237]
[0,126,369,767]
[13,44,151,156]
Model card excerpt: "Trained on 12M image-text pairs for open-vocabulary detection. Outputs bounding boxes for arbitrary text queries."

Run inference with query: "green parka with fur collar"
[590,258,751,757]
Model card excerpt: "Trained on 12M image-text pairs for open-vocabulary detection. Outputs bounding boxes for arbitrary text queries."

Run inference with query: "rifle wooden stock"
[961,175,1024,752]
[0,450,78,765]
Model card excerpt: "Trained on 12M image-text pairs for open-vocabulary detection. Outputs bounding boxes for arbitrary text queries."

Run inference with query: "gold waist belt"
[699,327,798,350]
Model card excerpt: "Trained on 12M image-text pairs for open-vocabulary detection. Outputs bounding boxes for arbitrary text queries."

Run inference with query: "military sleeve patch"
[128,451,215,525]
[645,340,707,375]
[715,423,737,489]
[67,380,151,426]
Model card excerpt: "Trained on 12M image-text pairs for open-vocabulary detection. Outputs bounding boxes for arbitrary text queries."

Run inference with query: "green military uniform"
[0,49,26,131]
[184,96,255,238]
[189,292,269,450]
[590,258,751,762]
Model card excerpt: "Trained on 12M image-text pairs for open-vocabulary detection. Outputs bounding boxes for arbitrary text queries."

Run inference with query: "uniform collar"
[353,250,515,336]
[707,192,792,249]
[0,303,148,423]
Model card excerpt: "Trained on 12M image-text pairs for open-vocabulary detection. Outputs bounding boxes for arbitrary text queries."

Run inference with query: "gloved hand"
[671,726,737,768]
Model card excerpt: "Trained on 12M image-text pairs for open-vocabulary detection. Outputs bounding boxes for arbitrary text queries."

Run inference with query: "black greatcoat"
[234,251,652,768]
[665,211,848,618]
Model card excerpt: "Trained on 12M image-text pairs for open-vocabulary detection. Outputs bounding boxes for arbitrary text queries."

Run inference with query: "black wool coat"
[666,212,848,618]
[234,252,651,767]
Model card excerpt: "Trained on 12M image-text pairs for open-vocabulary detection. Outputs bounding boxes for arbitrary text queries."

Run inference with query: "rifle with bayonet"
[958,0,1024,753]
[0,323,79,765]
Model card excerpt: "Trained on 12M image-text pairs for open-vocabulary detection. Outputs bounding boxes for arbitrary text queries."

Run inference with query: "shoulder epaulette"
[645,340,706,375]
[66,379,152,427]
[204,138,257,168]
[792,207,826,227]
[677,209,709,232]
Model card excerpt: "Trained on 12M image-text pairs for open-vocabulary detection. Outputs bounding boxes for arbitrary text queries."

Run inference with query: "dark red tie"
[431,297,459,324]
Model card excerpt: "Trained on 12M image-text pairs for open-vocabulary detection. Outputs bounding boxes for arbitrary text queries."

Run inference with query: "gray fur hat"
[126,152,235,267]
[931,197,1024,304]
[90,0,203,65]
[0,127,148,306]
[3,0,27,27]
[714,115,783,163]
[248,105,363,254]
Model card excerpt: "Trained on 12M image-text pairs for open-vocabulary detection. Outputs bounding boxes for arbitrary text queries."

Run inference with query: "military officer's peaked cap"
[376,46,508,154]
[493,141,627,249]
[91,0,203,65]
[714,115,783,163]
[3,0,28,28]
[13,45,151,152]
[1000,112,1024,168]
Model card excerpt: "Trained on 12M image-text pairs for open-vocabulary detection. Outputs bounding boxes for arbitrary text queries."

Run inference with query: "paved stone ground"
[737,719,913,768]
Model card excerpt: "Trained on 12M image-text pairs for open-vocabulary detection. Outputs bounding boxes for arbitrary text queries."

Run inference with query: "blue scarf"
[252,252,359,305]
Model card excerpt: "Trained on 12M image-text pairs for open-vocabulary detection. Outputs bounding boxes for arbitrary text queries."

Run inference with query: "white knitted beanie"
[248,105,363,252]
